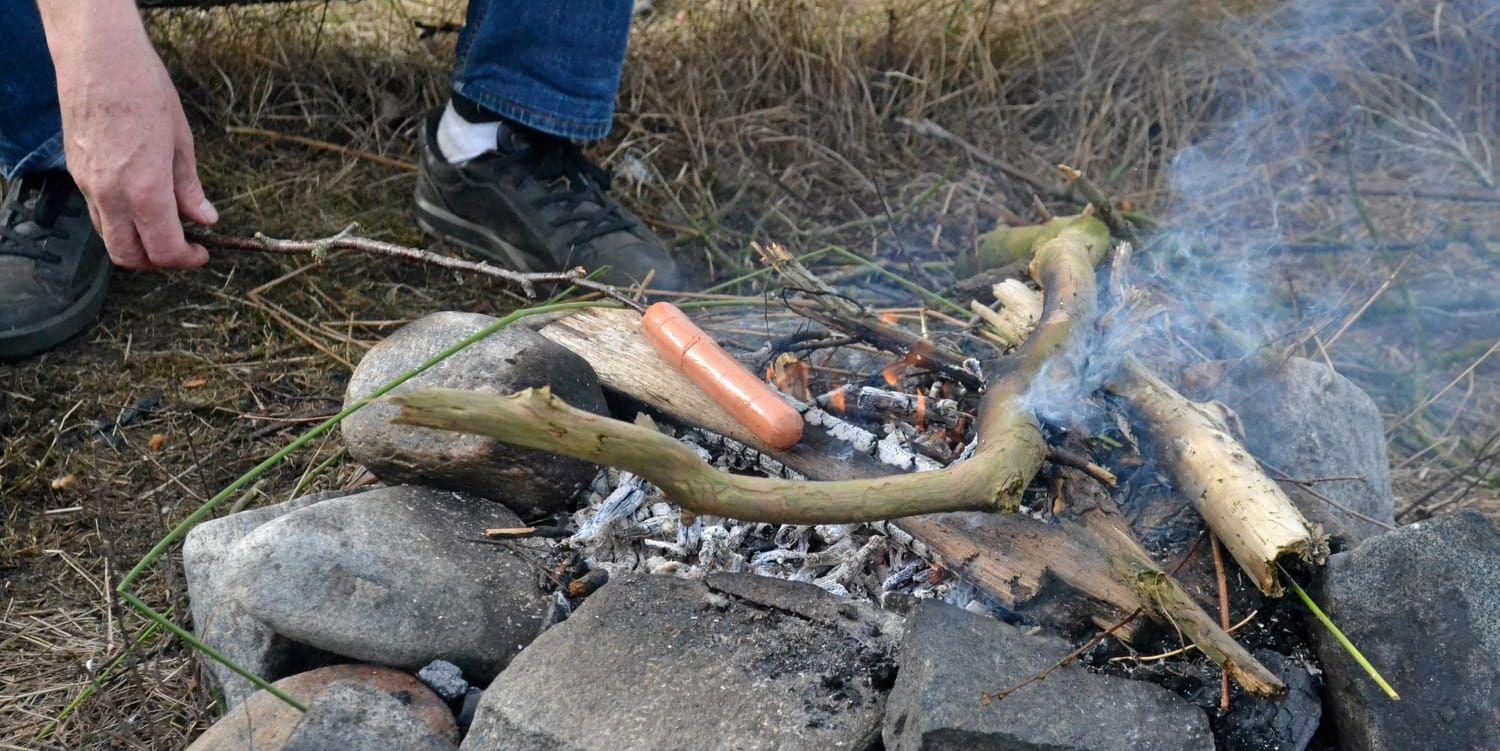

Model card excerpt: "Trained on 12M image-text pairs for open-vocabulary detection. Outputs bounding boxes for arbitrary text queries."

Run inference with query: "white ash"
[804,407,880,456]
[561,420,968,613]
[570,472,647,543]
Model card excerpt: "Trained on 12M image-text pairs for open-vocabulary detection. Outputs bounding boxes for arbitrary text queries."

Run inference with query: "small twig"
[1107,609,1260,664]
[482,525,571,539]
[1309,179,1500,204]
[189,226,643,310]
[982,608,1144,705]
[1057,164,1138,243]
[226,125,418,172]
[1257,459,1398,532]
[1211,534,1232,712]
[1045,447,1117,486]
[894,117,1059,197]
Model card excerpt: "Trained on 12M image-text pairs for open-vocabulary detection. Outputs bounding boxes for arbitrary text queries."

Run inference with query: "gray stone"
[1311,510,1500,751]
[418,659,470,702]
[342,311,609,516]
[1216,357,1396,544]
[282,682,458,751]
[182,490,348,708]
[224,485,550,683]
[884,600,1213,751]
[462,573,893,751]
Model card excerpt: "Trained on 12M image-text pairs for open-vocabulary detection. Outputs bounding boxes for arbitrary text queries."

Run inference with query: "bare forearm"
[36,0,149,70]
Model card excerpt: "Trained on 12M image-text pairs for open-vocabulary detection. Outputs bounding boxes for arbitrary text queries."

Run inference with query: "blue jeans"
[0,0,632,180]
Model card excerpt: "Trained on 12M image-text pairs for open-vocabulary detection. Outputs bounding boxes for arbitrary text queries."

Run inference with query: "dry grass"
[2,0,1497,747]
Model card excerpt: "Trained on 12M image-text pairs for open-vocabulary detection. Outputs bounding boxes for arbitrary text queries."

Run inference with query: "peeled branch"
[1112,361,1329,595]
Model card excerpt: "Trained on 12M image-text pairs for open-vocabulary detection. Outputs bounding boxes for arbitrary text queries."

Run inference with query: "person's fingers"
[172,122,218,225]
[131,183,208,269]
[95,200,150,270]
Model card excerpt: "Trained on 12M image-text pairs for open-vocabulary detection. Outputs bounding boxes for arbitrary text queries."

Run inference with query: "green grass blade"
[1282,567,1401,701]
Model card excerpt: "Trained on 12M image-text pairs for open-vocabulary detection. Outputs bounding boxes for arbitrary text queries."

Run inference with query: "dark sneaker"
[0,171,111,361]
[414,109,683,290]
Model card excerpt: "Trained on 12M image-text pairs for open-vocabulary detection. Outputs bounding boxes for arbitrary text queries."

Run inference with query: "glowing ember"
[878,312,899,325]
[915,393,927,430]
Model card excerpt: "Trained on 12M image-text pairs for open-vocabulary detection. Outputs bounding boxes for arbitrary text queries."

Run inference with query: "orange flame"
[915,393,927,431]
[881,363,901,386]
[879,312,899,325]
[827,387,847,414]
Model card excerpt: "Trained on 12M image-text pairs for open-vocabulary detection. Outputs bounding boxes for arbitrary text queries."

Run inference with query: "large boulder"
[1311,510,1500,751]
[223,485,550,683]
[884,600,1213,751]
[182,490,346,707]
[1213,357,1396,544]
[462,573,894,751]
[282,682,458,751]
[186,664,457,751]
[342,311,608,516]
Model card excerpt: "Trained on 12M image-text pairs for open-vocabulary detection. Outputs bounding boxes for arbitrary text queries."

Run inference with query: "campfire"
[388,196,1330,700]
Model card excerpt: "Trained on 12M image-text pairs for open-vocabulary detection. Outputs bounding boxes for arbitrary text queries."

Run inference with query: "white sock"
[436,101,501,164]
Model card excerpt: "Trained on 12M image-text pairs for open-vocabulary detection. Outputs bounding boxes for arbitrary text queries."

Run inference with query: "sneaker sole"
[0,264,110,361]
[413,193,539,273]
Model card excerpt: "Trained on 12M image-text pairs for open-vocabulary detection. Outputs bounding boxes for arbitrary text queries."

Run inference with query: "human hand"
[40,0,218,270]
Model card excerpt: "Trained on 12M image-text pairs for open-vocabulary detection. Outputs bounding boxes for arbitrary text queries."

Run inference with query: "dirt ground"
[2,0,1497,748]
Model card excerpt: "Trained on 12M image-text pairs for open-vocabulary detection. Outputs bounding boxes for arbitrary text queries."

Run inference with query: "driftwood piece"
[1055,467,1282,696]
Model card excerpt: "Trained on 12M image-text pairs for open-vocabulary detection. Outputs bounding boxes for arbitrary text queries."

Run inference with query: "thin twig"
[1046,447,1117,486]
[1211,534,1232,712]
[1108,609,1260,664]
[189,225,643,310]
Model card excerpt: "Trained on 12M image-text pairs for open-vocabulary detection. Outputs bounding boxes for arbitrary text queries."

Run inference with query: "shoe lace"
[0,175,78,265]
[494,136,637,249]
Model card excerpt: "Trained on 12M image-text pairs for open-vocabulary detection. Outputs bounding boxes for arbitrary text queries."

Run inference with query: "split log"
[1055,466,1281,695]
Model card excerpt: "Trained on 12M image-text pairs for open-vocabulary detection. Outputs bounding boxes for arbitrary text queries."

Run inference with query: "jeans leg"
[452,0,633,141]
[0,0,65,180]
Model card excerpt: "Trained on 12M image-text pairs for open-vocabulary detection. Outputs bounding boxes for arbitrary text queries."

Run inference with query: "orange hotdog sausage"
[641,301,804,450]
